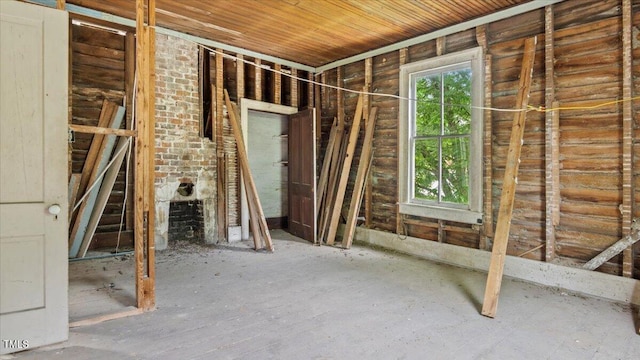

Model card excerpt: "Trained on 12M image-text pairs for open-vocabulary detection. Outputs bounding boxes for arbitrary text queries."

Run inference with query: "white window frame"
[398,47,484,224]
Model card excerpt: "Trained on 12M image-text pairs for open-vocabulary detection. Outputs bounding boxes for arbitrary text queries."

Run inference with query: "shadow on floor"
[15,346,137,360]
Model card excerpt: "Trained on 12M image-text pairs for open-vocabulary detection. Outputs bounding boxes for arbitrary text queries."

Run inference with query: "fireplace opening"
[168,200,204,243]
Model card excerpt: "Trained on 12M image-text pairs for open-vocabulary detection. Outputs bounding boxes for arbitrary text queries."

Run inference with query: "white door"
[0,1,69,354]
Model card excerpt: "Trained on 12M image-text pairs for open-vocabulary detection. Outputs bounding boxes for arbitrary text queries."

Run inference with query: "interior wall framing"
[326,0,640,280]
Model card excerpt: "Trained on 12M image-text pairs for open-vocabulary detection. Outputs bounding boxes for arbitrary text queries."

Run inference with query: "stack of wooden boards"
[224,90,273,251]
[317,92,377,249]
[68,99,129,258]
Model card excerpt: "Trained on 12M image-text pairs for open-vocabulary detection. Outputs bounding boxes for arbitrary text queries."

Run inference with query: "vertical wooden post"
[336,66,344,126]
[621,0,634,277]
[436,36,446,56]
[215,50,225,242]
[56,0,65,10]
[397,48,409,236]
[273,63,282,105]
[544,5,559,262]
[364,57,373,228]
[134,0,156,311]
[314,73,322,141]
[255,59,262,101]
[290,68,298,108]
[481,37,537,318]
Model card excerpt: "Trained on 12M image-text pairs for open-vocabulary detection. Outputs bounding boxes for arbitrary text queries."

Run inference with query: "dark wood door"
[288,108,316,242]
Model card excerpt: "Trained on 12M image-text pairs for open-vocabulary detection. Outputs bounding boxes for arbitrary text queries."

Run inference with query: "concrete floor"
[8,230,640,360]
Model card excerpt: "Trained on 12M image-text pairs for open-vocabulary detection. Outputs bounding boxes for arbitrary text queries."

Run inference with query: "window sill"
[399,202,483,225]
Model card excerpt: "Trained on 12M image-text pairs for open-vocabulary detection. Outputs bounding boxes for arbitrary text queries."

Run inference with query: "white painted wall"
[247,110,288,219]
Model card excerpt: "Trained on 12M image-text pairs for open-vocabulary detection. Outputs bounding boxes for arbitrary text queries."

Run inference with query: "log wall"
[325,0,639,279]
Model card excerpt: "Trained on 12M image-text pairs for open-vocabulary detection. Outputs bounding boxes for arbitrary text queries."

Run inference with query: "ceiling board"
[68,0,533,67]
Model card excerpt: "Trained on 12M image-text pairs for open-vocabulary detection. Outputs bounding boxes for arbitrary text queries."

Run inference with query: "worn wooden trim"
[69,124,136,137]
[402,219,480,235]
[621,0,634,278]
[326,92,364,245]
[482,37,537,318]
[56,0,65,10]
[343,107,378,249]
[544,5,558,262]
[215,50,225,242]
[255,58,262,101]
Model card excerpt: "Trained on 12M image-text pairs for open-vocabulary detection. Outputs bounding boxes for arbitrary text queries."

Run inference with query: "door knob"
[48,204,61,215]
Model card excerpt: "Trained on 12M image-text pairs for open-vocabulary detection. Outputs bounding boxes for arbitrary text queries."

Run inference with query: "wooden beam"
[326,92,365,245]
[69,124,136,137]
[56,0,65,10]
[255,58,262,101]
[544,5,559,262]
[343,107,377,249]
[621,0,634,278]
[290,68,298,108]
[364,57,373,228]
[479,30,494,248]
[317,118,339,214]
[318,120,346,243]
[337,66,344,126]
[236,54,245,99]
[134,0,156,312]
[436,36,446,56]
[273,63,281,104]
[481,37,537,318]
[397,47,409,236]
[225,90,273,251]
[583,220,640,270]
[68,173,81,218]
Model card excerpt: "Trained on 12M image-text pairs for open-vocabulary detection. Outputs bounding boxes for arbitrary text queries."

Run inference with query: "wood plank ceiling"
[69,0,532,67]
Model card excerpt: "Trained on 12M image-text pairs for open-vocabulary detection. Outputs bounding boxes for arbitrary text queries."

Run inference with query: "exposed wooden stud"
[255,58,262,101]
[436,36,446,56]
[621,0,634,278]
[225,91,273,251]
[215,50,225,242]
[236,54,245,99]
[274,63,282,104]
[134,0,156,311]
[68,174,81,218]
[309,72,316,109]
[476,25,490,249]
[125,32,135,231]
[69,124,136,137]
[343,107,377,249]
[397,47,409,236]
[56,0,65,10]
[438,220,446,243]
[544,5,558,262]
[290,68,298,108]
[326,92,364,245]
[364,57,373,228]
[482,37,537,318]
[337,66,344,126]
[320,72,327,110]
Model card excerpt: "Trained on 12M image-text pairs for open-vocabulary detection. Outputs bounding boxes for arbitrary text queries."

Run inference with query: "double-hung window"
[399,47,484,224]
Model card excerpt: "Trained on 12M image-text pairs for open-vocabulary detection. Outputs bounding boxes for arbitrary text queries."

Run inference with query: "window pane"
[413,138,439,201]
[441,136,469,204]
[415,74,441,136]
[443,69,471,135]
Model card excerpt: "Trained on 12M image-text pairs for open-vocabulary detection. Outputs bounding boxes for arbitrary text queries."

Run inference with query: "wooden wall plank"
[326,93,364,245]
[482,37,537,318]
[215,49,225,242]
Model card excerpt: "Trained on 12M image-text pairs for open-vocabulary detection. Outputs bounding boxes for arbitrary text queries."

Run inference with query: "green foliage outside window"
[413,68,471,205]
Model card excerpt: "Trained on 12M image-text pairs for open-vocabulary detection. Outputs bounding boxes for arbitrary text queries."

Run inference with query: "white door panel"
[0,0,68,354]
